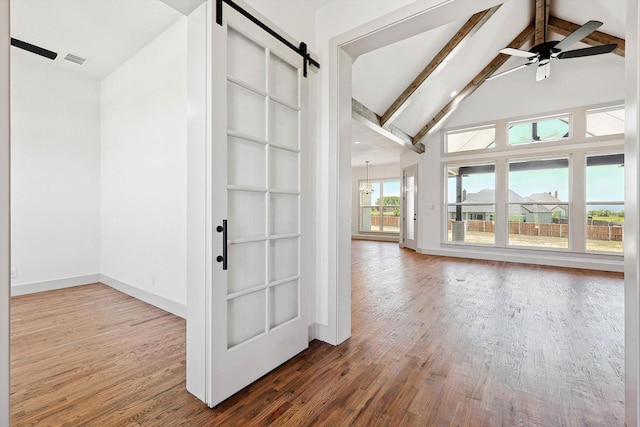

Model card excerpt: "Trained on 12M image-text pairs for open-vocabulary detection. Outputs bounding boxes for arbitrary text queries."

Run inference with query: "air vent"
[63,53,87,65]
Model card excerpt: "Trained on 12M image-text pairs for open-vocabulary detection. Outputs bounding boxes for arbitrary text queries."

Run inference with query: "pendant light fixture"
[359,161,374,194]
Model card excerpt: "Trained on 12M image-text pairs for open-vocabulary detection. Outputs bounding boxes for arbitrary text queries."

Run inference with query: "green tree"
[375,196,400,206]
[375,196,401,216]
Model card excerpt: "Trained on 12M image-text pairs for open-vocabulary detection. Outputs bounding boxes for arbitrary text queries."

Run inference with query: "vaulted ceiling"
[8,0,626,168]
[351,0,626,166]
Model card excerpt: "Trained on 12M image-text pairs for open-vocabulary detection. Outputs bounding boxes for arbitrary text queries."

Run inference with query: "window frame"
[445,162,496,246]
[506,156,571,251]
[443,124,496,154]
[358,177,401,234]
[585,152,625,253]
[586,104,625,138]
[440,102,624,257]
[507,113,572,147]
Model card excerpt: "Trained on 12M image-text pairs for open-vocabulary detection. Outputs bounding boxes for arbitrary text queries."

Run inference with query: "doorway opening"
[331,0,638,424]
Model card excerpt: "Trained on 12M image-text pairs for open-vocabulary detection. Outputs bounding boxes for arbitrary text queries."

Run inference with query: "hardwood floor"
[11,241,624,426]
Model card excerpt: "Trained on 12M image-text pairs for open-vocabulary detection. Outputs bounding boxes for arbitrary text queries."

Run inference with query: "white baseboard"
[11,274,101,296]
[11,273,187,319]
[309,322,333,343]
[418,246,624,273]
[100,274,186,319]
[351,234,399,243]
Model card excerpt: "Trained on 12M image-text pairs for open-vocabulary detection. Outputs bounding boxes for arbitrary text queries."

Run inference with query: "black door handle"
[216,219,228,270]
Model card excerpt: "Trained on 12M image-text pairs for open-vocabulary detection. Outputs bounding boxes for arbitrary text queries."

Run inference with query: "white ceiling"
[350,0,626,165]
[304,0,335,12]
[9,0,626,167]
[351,119,407,167]
[10,0,183,80]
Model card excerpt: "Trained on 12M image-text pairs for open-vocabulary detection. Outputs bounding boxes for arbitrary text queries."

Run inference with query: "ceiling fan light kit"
[488,20,617,82]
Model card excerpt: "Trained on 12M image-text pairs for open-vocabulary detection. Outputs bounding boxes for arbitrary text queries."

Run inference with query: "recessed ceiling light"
[354,141,361,144]
[450,90,457,98]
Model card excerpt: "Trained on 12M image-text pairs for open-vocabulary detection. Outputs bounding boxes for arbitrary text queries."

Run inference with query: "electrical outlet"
[10,268,17,279]
[151,274,156,286]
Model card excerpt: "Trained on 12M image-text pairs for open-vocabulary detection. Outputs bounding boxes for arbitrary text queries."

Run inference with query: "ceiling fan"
[487,20,617,82]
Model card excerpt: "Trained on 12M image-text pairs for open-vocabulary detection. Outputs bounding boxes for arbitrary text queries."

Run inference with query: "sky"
[447,163,624,207]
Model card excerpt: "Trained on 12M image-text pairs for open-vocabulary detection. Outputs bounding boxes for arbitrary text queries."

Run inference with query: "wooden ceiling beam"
[412,23,535,145]
[352,98,425,153]
[534,0,551,45]
[548,16,625,57]
[379,5,501,127]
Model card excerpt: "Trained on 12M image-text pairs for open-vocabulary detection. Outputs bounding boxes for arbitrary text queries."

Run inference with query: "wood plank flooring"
[11,241,624,426]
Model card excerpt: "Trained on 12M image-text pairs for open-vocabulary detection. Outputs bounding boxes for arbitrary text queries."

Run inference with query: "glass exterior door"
[403,166,417,250]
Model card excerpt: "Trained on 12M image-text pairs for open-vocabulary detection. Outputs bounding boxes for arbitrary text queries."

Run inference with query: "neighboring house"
[449,189,566,224]
[447,188,497,220]
[527,191,568,219]
[519,201,553,224]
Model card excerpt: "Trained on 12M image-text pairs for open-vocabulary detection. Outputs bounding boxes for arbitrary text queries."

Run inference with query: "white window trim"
[585,151,625,254]
[358,177,401,234]
[443,123,496,155]
[507,112,573,147]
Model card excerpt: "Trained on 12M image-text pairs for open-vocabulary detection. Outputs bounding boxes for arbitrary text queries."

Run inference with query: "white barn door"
[206,1,309,407]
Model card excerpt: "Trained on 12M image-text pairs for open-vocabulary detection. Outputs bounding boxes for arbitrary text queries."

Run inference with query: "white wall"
[412,138,440,250]
[100,17,188,315]
[0,1,11,422]
[447,56,625,128]
[10,51,101,294]
[626,0,640,424]
[351,162,401,238]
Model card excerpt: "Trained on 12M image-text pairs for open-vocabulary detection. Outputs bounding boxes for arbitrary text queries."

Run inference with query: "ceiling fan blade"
[10,38,57,60]
[486,63,531,81]
[536,62,550,81]
[556,43,617,59]
[499,47,537,59]
[553,20,603,52]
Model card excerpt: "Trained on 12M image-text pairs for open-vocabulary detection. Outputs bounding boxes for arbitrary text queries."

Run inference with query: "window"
[586,106,625,137]
[446,164,495,244]
[508,159,569,249]
[445,125,495,153]
[508,115,570,146]
[586,154,624,253]
[359,179,400,233]
[442,105,624,256]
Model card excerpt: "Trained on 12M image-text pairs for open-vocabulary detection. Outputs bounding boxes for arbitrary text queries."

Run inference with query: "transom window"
[445,125,495,153]
[508,115,571,146]
[586,105,625,137]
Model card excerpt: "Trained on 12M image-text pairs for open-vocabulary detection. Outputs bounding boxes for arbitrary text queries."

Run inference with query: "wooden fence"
[371,216,400,227]
[447,220,623,241]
